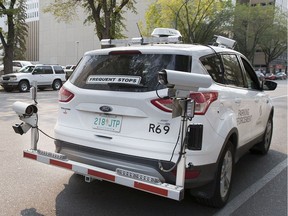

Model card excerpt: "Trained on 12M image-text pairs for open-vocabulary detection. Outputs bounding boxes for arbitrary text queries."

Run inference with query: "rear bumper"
[23,149,184,201]
[55,139,218,189]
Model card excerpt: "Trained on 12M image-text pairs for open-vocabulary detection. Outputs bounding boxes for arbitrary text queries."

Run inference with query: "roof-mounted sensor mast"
[101,28,182,47]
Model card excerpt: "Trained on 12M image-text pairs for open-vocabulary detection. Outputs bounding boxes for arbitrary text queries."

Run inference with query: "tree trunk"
[3,3,15,75]
[3,45,14,75]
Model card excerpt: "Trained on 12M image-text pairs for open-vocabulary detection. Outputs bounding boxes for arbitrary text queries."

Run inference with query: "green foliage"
[14,0,28,60]
[258,6,287,68]
[233,3,287,66]
[142,0,234,44]
[44,0,137,40]
[143,1,287,69]
[232,4,274,62]
[0,0,28,74]
[43,0,80,23]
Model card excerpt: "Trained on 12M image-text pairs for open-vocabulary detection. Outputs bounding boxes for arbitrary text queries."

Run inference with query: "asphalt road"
[0,81,287,216]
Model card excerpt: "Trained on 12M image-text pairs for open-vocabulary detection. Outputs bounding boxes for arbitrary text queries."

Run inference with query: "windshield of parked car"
[19,65,35,73]
[70,53,192,92]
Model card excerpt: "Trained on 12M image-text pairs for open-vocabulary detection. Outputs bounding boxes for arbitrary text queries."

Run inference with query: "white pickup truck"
[0,60,33,76]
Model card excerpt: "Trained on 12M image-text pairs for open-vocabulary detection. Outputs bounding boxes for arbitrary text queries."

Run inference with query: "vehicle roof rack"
[101,28,182,47]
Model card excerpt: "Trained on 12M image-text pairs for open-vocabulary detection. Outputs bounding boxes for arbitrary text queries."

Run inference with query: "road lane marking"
[214,159,287,216]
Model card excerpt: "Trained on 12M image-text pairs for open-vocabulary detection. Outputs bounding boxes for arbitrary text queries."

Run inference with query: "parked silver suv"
[0,64,66,92]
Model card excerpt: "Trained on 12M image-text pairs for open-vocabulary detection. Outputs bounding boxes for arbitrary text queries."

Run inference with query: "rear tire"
[52,79,62,90]
[192,141,234,208]
[18,80,30,92]
[250,116,273,155]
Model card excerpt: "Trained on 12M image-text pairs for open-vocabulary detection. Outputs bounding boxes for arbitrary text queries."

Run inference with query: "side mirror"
[262,80,277,91]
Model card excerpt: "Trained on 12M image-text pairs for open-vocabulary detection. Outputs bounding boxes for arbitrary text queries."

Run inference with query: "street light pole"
[75,41,79,62]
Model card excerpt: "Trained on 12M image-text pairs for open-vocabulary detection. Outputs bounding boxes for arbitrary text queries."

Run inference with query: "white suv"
[0,64,66,92]
[26,31,277,207]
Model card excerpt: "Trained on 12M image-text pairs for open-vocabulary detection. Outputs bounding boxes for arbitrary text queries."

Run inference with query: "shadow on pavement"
[53,150,286,216]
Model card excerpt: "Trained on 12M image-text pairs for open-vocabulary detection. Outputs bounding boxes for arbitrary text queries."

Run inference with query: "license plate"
[92,114,122,132]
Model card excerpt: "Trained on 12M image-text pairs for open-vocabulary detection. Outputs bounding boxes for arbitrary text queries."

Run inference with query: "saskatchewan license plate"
[92,114,122,132]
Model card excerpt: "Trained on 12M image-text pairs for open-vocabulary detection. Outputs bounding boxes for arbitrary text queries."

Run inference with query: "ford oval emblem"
[100,106,112,112]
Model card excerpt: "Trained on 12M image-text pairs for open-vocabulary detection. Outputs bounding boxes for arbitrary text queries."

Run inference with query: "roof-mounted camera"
[212,35,236,49]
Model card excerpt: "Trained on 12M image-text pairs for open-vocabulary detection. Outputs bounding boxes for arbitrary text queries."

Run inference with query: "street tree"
[142,0,234,44]
[0,0,28,74]
[13,0,28,60]
[258,7,287,73]
[44,0,136,40]
[232,3,275,64]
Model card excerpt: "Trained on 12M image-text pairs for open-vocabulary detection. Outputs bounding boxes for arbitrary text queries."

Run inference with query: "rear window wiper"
[107,82,147,88]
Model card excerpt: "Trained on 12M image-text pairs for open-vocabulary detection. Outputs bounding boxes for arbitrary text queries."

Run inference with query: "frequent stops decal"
[87,75,141,84]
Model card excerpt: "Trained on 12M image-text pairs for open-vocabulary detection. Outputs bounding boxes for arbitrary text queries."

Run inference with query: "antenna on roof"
[136,23,145,45]
[136,23,143,38]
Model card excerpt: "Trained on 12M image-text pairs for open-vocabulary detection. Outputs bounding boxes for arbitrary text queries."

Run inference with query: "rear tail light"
[59,87,74,102]
[190,92,218,115]
[151,98,173,112]
[151,92,218,115]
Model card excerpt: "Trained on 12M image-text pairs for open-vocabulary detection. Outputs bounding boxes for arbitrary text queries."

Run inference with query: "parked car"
[275,72,287,80]
[64,65,76,80]
[65,65,75,70]
[0,64,66,92]
[0,60,33,76]
[265,73,276,80]
[23,29,277,207]
[255,70,265,81]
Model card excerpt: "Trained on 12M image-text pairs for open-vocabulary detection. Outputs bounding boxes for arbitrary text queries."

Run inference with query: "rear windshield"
[70,53,192,92]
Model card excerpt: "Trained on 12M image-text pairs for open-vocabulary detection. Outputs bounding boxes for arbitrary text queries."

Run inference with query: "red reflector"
[23,152,37,160]
[172,169,201,179]
[59,87,74,102]
[88,169,115,182]
[50,159,72,170]
[134,182,168,197]
[185,170,201,179]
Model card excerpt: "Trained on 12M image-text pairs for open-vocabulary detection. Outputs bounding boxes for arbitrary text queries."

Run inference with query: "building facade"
[36,1,150,66]
[25,0,39,62]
